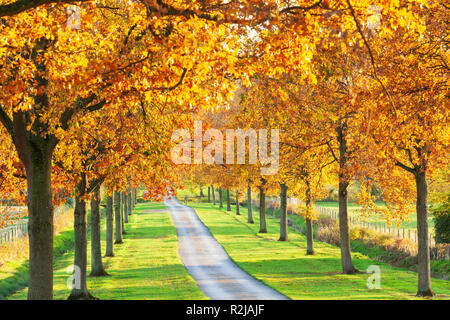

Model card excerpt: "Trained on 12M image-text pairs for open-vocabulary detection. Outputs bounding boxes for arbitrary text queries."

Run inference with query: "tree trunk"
[247,185,254,223]
[415,170,434,296]
[200,187,204,198]
[90,185,108,277]
[123,191,128,223]
[114,191,123,244]
[105,194,114,257]
[337,125,357,274]
[279,183,288,241]
[305,182,314,255]
[219,188,223,208]
[208,187,211,203]
[236,192,240,215]
[68,174,96,300]
[26,157,54,300]
[259,184,267,233]
[127,190,132,216]
[211,185,216,205]
[226,189,231,211]
[121,192,127,234]
[338,179,357,274]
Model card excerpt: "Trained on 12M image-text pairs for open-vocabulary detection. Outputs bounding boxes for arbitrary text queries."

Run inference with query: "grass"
[0,207,75,300]
[187,200,450,300]
[5,202,207,300]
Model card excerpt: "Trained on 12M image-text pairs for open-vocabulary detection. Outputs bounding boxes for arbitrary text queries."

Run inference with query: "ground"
[2,200,449,300]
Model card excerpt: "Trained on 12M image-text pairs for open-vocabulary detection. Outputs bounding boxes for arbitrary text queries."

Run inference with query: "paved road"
[164,197,288,300]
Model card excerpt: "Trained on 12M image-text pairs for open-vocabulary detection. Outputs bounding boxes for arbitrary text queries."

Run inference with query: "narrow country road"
[164,197,288,300]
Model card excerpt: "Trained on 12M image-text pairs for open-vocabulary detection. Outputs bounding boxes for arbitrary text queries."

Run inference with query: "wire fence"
[261,196,449,261]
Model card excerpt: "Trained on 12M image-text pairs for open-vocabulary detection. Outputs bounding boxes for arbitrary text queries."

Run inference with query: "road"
[164,197,288,300]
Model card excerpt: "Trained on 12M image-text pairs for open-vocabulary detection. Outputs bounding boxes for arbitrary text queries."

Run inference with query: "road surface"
[163,197,288,300]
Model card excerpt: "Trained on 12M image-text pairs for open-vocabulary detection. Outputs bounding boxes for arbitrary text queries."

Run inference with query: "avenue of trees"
[0,0,448,299]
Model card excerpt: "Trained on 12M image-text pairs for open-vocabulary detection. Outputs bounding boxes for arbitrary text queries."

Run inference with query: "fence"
[0,219,28,244]
[313,206,435,248]
[0,205,69,244]
[258,196,448,260]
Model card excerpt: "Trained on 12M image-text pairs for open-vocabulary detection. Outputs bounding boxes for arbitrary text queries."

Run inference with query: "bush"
[432,196,450,244]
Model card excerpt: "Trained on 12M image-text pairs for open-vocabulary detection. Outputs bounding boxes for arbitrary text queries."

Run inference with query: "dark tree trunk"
[219,188,223,208]
[114,191,123,244]
[127,190,132,216]
[236,192,240,215]
[226,189,231,211]
[90,185,108,277]
[68,174,96,300]
[208,187,211,203]
[211,185,216,205]
[305,181,314,255]
[123,191,129,223]
[26,154,54,300]
[247,185,254,223]
[415,169,434,296]
[105,194,114,257]
[336,125,357,274]
[338,179,356,273]
[259,182,267,233]
[279,183,288,241]
[121,192,126,234]
[200,187,204,197]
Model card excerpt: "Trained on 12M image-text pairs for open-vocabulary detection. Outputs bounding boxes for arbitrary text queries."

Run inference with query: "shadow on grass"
[0,228,74,300]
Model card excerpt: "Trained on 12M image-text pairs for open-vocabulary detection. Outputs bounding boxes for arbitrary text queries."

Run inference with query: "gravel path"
[164,197,288,300]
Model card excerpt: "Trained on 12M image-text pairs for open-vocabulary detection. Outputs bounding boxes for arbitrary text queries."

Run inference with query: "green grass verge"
[0,226,75,300]
[188,201,450,300]
[5,202,207,300]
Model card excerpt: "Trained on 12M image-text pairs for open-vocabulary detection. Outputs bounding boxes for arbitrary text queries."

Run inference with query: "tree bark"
[305,182,314,255]
[68,174,96,299]
[127,190,132,216]
[236,192,240,215]
[114,191,123,244]
[219,188,223,208]
[90,185,108,277]
[208,186,211,203]
[259,181,267,233]
[337,125,357,274]
[415,169,434,296]
[123,191,129,223]
[247,185,254,223]
[200,187,204,198]
[26,155,54,300]
[105,194,114,257]
[211,185,216,205]
[226,189,231,211]
[279,183,288,241]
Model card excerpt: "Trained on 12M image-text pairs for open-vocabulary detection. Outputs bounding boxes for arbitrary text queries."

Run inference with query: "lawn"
[188,201,450,300]
[5,202,207,300]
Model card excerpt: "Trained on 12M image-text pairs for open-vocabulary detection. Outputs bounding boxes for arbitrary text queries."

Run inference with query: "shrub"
[431,195,450,244]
